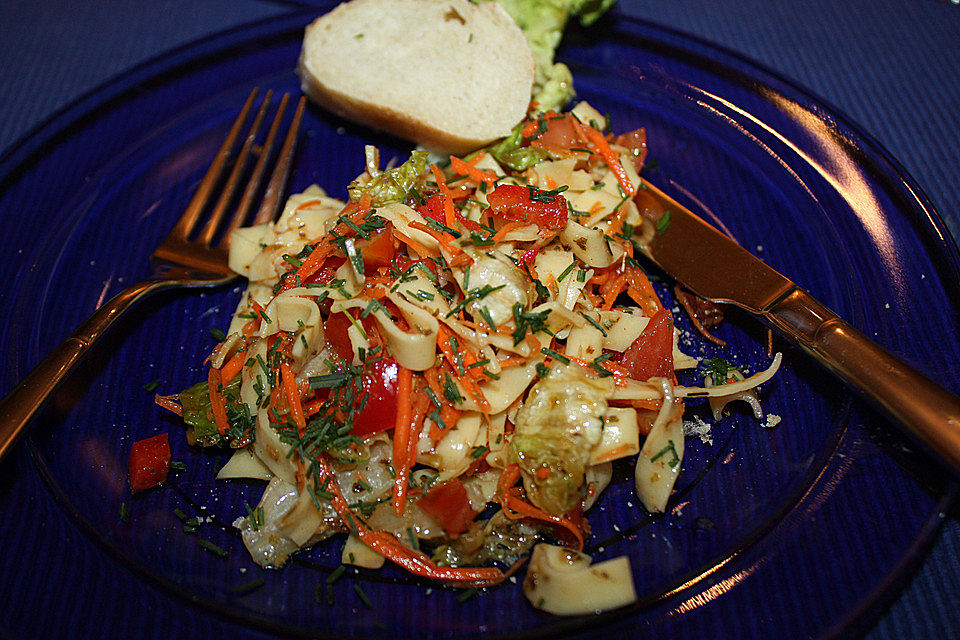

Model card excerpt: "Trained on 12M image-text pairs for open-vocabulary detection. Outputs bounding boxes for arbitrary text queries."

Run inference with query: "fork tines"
[171,88,306,248]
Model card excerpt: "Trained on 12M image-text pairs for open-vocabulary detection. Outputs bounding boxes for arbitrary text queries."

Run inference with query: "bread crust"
[298,0,535,154]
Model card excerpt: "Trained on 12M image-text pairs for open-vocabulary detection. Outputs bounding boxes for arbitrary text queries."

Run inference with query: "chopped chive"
[457,588,478,603]
[198,538,228,558]
[326,564,347,584]
[143,379,161,392]
[229,577,266,594]
[650,440,680,467]
[210,328,228,342]
[424,386,442,408]
[581,313,608,337]
[406,527,420,551]
[557,259,578,282]
[353,584,374,609]
[119,502,129,522]
[541,348,570,365]
[656,210,672,234]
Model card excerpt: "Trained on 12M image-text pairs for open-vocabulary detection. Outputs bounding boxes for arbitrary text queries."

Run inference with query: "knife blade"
[634,178,960,473]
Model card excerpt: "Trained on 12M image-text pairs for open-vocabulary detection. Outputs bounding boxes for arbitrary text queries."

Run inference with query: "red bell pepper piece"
[128,433,171,492]
[618,308,675,382]
[417,478,478,537]
[486,183,568,230]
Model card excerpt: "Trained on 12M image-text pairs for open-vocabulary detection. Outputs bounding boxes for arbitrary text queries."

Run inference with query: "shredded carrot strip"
[207,367,230,436]
[429,164,459,228]
[295,458,306,493]
[280,361,306,436]
[493,356,528,369]
[502,492,584,550]
[154,394,182,417]
[391,229,437,258]
[294,198,324,212]
[303,397,325,417]
[218,350,246,384]
[624,265,665,314]
[439,404,461,432]
[392,366,414,515]
[423,366,445,399]
[466,151,488,165]
[292,243,332,284]
[360,529,507,586]
[497,463,522,500]
[491,220,526,243]
[449,155,496,188]
[601,273,628,310]
[448,252,474,268]
[583,125,635,196]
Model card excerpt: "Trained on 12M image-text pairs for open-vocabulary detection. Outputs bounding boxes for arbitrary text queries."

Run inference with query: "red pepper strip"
[582,125,635,197]
[312,453,507,586]
[392,366,414,515]
[207,367,230,436]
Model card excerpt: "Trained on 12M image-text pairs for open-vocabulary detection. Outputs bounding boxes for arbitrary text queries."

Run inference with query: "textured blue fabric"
[0,1,958,638]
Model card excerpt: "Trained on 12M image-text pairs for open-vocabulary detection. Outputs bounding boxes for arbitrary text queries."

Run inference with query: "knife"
[635,178,960,472]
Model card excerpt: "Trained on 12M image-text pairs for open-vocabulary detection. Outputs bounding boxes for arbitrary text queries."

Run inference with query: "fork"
[0,88,305,461]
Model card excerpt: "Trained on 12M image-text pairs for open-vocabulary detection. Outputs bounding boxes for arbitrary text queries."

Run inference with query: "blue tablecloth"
[2,1,958,638]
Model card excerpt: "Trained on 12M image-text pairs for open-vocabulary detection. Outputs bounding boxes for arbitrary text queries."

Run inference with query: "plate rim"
[1,5,957,639]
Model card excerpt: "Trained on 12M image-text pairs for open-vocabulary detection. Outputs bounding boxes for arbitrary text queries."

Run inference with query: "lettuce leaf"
[348,149,429,206]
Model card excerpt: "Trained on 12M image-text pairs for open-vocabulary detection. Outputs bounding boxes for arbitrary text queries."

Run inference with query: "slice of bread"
[298,0,536,154]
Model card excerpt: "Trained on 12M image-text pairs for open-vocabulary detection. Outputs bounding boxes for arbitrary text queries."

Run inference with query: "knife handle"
[764,287,960,471]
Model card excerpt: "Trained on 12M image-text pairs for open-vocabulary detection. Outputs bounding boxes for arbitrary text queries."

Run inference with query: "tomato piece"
[517,244,541,266]
[322,311,399,437]
[417,478,478,537]
[486,183,568,230]
[618,308,675,382]
[415,192,480,232]
[359,230,395,269]
[128,433,171,492]
[532,114,581,150]
[614,127,648,171]
[352,358,400,437]
[302,256,346,287]
[415,192,446,224]
[322,312,354,363]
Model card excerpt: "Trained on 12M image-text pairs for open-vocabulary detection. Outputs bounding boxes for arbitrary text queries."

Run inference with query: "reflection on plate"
[0,6,957,639]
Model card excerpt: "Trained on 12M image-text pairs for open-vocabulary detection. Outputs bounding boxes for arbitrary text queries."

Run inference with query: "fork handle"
[0,279,175,461]
[764,287,960,471]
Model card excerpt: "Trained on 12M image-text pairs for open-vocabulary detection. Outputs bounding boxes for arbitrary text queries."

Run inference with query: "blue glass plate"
[1,7,958,639]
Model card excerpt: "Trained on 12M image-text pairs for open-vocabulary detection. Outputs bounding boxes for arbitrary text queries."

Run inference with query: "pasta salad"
[154,101,780,615]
